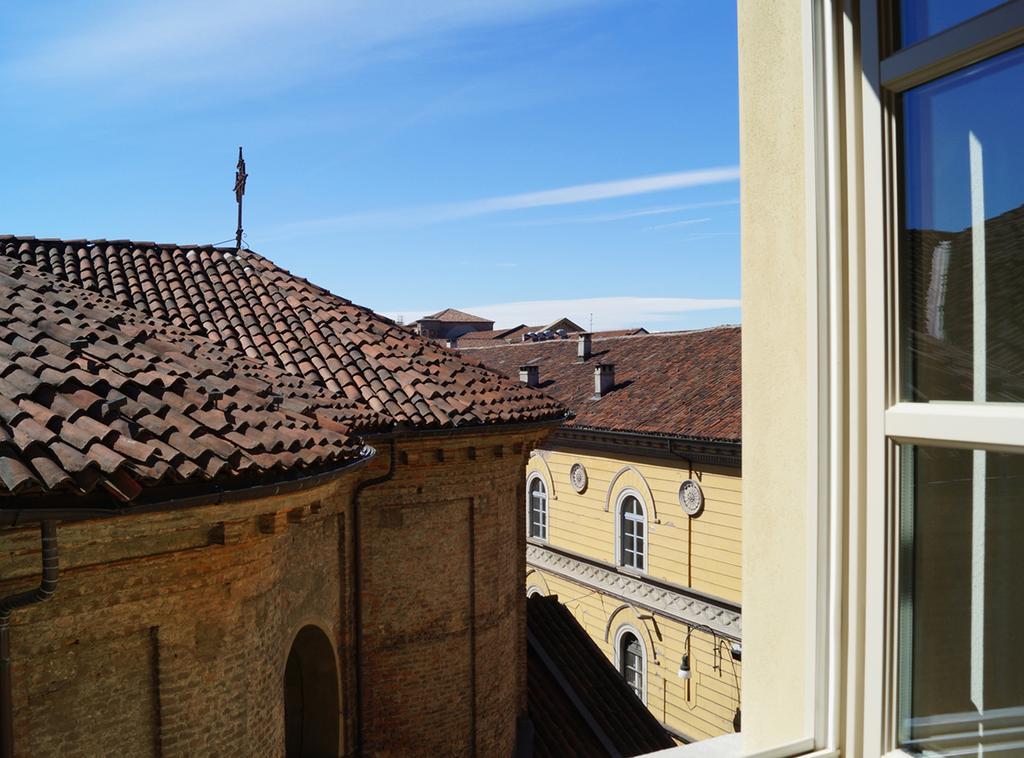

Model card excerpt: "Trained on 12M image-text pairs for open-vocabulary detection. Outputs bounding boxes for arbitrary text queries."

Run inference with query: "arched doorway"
[284,625,340,758]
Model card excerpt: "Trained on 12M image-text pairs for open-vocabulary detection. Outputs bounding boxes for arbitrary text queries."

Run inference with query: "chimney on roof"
[593,363,614,398]
[577,332,592,362]
[519,364,540,388]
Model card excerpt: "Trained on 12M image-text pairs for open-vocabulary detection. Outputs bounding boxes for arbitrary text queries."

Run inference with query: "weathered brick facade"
[0,426,548,757]
[355,430,538,756]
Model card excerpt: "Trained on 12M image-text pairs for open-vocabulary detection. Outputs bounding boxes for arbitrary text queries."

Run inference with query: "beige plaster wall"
[738,0,813,751]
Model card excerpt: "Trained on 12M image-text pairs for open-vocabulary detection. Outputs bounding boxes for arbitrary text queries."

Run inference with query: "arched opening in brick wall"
[284,625,340,758]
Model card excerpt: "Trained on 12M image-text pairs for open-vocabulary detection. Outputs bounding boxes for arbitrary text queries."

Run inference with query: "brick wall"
[0,425,550,758]
[355,430,545,757]
[2,477,353,758]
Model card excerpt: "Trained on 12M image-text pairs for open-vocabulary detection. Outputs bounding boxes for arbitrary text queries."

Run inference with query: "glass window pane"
[898,445,1024,754]
[900,47,1024,402]
[621,635,643,698]
[899,0,1008,47]
[624,495,638,516]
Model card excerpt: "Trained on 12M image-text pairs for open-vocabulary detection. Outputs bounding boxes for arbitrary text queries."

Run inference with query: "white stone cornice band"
[526,543,742,639]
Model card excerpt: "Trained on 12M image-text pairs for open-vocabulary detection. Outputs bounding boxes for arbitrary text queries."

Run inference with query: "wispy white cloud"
[384,295,740,332]
[267,165,739,236]
[643,217,711,232]
[504,198,739,227]
[7,0,605,92]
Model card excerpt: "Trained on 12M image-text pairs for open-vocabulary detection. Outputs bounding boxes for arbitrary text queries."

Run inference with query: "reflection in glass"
[621,633,644,700]
[528,477,547,540]
[899,0,1008,46]
[900,47,1024,402]
[899,445,1024,754]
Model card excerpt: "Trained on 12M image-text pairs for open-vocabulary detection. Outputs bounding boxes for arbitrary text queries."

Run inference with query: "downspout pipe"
[0,520,58,758]
[350,438,396,756]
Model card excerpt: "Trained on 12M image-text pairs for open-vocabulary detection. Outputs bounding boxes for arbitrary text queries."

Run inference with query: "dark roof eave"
[366,413,570,442]
[0,446,377,527]
[560,424,741,447]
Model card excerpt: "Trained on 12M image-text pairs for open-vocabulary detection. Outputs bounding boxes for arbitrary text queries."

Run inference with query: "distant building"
[466,327,742,744]
[409,308,494,340]
[456,320,649,348]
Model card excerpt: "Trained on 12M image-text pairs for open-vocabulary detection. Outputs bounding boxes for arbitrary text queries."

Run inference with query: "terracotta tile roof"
[527,594,675,757]
[588,328,650,339]
[453,325,529,343]
[463,327,741,442]
[0,237,564,434]
[417,308,492,323]
[0,257,378,501]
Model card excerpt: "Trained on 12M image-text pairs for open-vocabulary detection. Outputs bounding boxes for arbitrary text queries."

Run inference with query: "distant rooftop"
[416,307,493,323]
[463,326,741,443]
[457,324,647,346]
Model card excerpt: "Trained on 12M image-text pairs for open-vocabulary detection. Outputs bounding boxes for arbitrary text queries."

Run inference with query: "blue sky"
[0,1,740,332]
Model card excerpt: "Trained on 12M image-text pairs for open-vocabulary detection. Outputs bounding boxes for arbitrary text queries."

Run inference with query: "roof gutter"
[0,448,376,529]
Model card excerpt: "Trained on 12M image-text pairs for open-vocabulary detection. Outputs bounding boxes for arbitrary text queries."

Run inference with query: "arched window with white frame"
[615,625,647,704]
[616,491,646,571]
[526,474,548,541]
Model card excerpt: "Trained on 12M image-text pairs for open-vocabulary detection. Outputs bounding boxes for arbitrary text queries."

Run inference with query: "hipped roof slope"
[464,326,741,442]
[527,594,676,757]
[0,257,376,501]
[0,237,564,432]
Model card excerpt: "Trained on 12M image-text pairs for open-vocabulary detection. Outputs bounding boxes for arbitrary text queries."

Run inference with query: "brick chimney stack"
[519,364,540,388]
[594,363,614,397]
[577,332,592,362]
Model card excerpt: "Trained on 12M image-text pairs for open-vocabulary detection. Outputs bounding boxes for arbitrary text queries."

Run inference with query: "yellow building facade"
[465,326,742,745]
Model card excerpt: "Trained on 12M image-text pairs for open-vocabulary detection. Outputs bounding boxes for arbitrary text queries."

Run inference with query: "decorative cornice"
[527,543,742,639]
[550,428,741,469]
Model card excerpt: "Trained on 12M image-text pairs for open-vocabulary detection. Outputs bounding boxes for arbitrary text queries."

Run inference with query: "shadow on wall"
[285,625,340,758]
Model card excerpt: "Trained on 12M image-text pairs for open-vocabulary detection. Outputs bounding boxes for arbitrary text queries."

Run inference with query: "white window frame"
[613,624,648,705]
[867,3,1024,757]
[526,472,549,542]
[614,489,648,574]
[799,2,1024,757]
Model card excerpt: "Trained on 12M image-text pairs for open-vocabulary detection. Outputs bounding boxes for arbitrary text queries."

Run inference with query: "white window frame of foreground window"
[613,624,648,706]
[526,472,548,542]
[614,489,648,574]
[741,4,1024,758]
[863,3,1024,758]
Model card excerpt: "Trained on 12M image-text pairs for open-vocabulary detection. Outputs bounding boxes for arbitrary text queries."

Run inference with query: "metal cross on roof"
[234,146,247,250]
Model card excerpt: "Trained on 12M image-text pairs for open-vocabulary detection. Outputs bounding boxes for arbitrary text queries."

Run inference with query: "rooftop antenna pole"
[589,312,593,332]
[234,146,248,250]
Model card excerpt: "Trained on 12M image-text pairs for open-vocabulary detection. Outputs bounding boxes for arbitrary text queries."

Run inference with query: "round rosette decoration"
[679,479,705,517]
[569,462,588,494]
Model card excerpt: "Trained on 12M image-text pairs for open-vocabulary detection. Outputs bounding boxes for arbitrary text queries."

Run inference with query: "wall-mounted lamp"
[677,653,691,680]
[678,623,731,687]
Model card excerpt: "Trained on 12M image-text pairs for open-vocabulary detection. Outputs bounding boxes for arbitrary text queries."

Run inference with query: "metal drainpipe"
[350,438,396,756]
[0,520,59,758]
